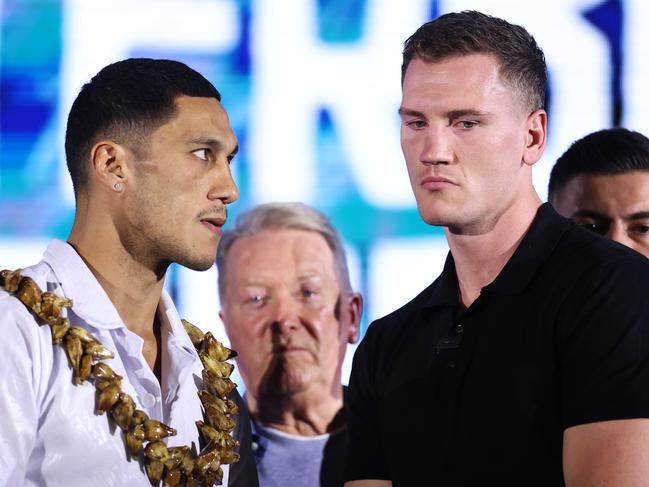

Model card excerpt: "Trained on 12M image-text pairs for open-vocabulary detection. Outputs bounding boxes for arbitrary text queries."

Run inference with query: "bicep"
[563,419,649,487]
[345,480,393,487]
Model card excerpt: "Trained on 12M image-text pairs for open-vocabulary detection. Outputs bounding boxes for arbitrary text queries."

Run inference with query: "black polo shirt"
[345,204,649,486]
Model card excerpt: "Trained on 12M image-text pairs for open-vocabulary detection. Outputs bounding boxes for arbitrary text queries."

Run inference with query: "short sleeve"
[344,322,390,481]
[0,296,43,484]
[557,259,649,429]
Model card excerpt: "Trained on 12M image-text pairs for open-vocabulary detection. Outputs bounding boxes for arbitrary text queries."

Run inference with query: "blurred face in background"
[552,171,649,258]
[220,229,361,402]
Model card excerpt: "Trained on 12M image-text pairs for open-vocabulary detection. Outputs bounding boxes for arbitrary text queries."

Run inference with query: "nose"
[420,126,453,165]
[207,159,239,204]
[269,293,300,335]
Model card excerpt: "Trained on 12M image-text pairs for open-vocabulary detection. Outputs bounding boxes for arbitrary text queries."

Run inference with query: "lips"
[200,216,225,234]
[419,175,458,190]
[273,344,309,354]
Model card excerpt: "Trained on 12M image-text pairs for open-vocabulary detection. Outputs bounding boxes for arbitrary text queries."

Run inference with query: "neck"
[446,193,542,308]
[67,212,166,338]
[248,383,345,436]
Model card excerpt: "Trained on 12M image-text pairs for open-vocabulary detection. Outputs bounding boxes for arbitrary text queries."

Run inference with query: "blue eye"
[406,120,426,129]
[246,295,266,306]
[459,121,478,129]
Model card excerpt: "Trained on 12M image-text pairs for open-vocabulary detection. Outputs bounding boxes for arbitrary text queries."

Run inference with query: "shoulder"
[363,278,440,343]
[0,263,58,378]
[552,224,649,298]
[555,220,648,273]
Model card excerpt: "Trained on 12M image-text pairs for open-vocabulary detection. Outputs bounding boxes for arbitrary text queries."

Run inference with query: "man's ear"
[89,140,130,193]
[522,109,547,166]
[346,292,363,344]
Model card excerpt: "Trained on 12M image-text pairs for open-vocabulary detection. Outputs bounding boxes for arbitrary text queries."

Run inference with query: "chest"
[374,291,566,483]
[31,330,209,487]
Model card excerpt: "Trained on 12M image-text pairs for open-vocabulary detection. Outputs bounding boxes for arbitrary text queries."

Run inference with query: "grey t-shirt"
[251,420,347,487]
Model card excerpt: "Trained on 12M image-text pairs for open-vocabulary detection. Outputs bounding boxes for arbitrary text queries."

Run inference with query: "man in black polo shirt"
[344,11,649,487]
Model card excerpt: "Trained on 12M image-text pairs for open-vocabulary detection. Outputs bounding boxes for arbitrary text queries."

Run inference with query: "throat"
[141,314,163,381]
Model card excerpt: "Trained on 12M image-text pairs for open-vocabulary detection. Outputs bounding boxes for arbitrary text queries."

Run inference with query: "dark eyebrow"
[189,137,238,156]
[445,109,491,119]
[398,107,425,118]
[398,107,491,119]
[625,211,649,221]
[571,209,611,221]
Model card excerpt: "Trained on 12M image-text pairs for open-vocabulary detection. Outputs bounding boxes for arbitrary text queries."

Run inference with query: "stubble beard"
[123,192,217,274]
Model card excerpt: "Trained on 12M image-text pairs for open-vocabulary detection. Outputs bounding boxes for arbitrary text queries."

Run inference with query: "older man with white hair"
[217,202,362,487]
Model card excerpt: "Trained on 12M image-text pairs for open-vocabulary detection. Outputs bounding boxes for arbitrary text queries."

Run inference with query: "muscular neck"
[248,383,345,436]
[446,192,542,308]
[68,201,166,374]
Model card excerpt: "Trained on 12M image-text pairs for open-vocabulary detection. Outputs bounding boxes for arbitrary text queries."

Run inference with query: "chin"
[175,253,215,271]
[260,363,311,397]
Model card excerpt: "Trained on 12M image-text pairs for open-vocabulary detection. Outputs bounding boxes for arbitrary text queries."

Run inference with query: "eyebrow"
[398,107,491,119]
[625,211,649,221]
[571,209,611,221]
[572,209,649,222]
[189,137,239,156]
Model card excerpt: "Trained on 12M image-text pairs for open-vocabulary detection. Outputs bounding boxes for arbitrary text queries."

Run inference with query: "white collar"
[43,239,124,329]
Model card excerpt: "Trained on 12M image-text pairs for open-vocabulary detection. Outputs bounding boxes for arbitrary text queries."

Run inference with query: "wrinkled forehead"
[227,229,338,280]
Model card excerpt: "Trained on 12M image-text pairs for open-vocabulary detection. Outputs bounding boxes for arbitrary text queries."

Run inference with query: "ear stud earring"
[113,182,123,191]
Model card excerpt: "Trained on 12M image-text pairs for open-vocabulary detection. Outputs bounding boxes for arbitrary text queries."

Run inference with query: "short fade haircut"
[65,58,221,197]
[216,202,353,300]
[402,10,547,112]
[548,128,649,200]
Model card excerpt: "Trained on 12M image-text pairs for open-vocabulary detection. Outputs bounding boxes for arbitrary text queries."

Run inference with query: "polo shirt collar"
[485,203,571,295]
[424,252,460,308]
[43,239,125,329]
[423,203,572,308]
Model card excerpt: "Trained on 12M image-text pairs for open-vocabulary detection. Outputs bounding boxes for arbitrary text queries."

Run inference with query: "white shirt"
[0,240,231,486]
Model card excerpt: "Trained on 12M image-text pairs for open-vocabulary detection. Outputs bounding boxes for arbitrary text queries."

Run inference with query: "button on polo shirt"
[345,204,649,487]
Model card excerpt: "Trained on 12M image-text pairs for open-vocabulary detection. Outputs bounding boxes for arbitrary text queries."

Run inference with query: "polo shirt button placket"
[446,323,463,369]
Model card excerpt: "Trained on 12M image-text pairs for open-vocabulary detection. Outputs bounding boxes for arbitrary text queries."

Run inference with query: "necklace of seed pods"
[0,269,240,487]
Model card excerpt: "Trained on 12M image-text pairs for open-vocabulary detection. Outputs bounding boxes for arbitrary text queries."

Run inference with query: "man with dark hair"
[345,11,649,487]
[549,128,649,257]
[0,58,258,486]
[217,202,362,487]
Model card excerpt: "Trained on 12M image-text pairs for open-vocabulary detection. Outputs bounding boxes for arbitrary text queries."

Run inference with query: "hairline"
[216,205,353,304]
[402,52,538,114]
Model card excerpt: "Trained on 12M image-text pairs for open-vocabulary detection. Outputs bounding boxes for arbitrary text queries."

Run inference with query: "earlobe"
[522,109,547,166]
[90,141,128,193]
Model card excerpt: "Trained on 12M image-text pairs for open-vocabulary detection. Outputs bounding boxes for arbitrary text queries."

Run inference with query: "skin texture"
[68,95,239,374]
[399,55,543,236]
[399,54,546,307]
[220,229,362,436]
[551,171,649,258]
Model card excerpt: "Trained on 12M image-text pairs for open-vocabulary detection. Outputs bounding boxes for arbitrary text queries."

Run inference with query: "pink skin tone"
[220,229,361,436]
